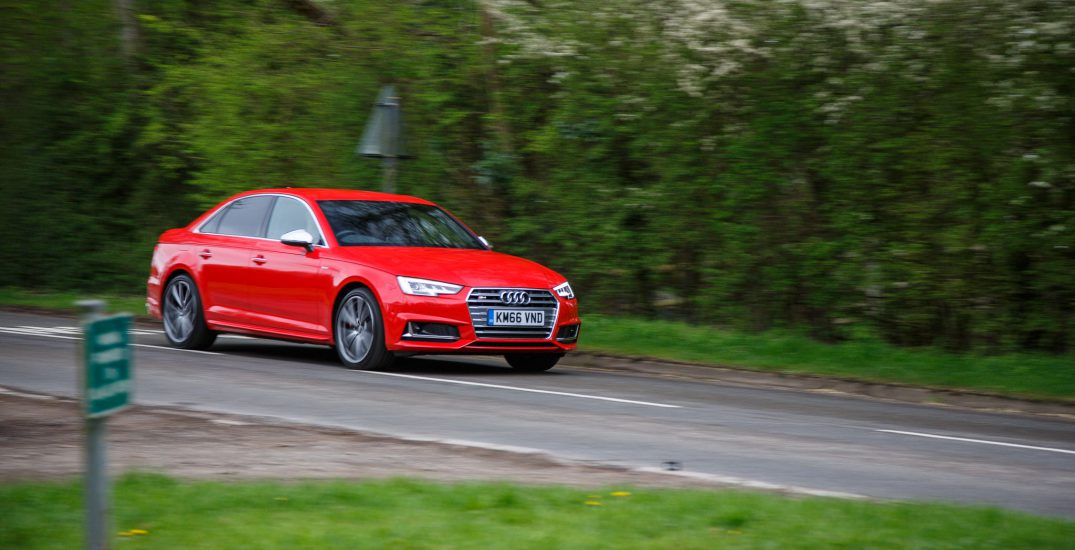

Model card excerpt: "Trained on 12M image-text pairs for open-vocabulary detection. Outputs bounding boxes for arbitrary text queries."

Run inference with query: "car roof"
[233,188,435,205]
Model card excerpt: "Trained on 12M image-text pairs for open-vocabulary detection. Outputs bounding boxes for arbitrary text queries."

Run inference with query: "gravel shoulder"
[0,392,725,490]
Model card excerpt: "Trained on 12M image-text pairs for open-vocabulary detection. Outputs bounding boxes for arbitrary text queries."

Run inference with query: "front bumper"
[382,288,580,355]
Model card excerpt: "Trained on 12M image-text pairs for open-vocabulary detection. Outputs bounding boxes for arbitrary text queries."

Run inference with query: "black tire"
[162,274,217,350]
[505,353,562,372]
[334,287,394,370]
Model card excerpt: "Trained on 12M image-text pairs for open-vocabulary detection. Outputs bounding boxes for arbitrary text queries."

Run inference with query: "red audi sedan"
[146,188,579,371]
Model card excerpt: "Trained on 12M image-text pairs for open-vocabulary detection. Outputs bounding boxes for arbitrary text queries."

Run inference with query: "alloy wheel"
[163,278,195,343]
[337,294,375,363]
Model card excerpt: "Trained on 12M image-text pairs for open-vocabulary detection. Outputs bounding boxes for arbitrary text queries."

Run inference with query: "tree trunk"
[113,0,139,63]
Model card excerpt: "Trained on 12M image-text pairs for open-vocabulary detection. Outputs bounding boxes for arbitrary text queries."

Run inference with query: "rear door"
[195,195,274,325]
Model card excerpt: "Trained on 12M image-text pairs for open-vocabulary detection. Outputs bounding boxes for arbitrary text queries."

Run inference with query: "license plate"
[487,309,545,327]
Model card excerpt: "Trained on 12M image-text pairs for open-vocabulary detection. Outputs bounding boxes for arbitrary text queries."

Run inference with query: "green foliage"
[1,474,1072,548]
[0,0,1072,354]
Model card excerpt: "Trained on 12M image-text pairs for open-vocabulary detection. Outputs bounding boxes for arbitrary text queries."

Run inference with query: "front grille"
[467,288,559,339]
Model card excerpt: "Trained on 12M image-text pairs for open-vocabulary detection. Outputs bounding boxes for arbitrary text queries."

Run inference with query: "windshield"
[318,200,484,249]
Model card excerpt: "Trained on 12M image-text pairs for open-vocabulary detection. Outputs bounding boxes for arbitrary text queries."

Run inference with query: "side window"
[266,197,323,245]
[215,195,274,238]
[199,208,225,234]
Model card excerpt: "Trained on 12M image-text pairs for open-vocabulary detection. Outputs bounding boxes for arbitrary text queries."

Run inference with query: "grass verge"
[0,287,146,317]
[2,287,1071,401]
[581,315,1075,401]
[2,474,1072,549]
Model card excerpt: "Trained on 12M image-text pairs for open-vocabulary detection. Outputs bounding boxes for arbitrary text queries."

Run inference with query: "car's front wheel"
[334,287,394,370]
[505,353,562,372]
[162,274,217,350]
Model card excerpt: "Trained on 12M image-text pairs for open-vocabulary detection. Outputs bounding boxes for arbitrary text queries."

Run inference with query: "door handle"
[252,255,267,265]
[199,249,212,259]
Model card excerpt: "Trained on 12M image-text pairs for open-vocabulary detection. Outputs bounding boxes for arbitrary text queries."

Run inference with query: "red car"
[146,188,579,371]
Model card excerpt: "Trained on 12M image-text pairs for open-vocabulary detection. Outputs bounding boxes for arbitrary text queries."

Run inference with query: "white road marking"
[0,327,221,355]
[0,386,57,400]
[17,325,80,334]
[13,325,163,336]
[210,418,251,426]
[0,327,83,339]
[877,429,1075,455]
[2,327,61,336]
[132,343,221,355]
[358,370,682,408]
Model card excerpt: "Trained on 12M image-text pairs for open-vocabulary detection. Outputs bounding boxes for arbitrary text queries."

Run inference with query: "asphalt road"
[1,310,1073,518]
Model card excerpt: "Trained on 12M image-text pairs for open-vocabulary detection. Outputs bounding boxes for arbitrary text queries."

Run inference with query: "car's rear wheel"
[334,287,394,370]
[505,353,562,372]
[162,274,217,350]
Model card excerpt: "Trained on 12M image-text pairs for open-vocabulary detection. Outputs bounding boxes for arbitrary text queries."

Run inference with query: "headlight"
[397,276,463,297]
[553,281,575,300]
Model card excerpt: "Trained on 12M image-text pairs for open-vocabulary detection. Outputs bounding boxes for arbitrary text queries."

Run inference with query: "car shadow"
[392,356,566,376]
[208,339,563,376]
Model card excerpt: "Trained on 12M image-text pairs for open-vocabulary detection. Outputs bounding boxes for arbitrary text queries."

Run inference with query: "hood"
[330,247,564,289]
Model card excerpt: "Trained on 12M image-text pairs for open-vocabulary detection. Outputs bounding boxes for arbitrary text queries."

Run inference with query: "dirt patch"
[0,393,718,489]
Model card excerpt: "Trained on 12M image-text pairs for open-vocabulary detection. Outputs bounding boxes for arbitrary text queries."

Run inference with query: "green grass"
[1,474,1071,549]
[0,287,146,317]
[581,315,1075,400]
[2,287,1072,400]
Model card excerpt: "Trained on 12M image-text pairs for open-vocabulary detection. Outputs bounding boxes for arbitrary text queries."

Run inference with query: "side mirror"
[281,229,315,253]
[478,236,492,250]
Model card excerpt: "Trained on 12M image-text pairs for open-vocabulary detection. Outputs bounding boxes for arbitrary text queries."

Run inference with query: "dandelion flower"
[610,491,631,497]
[584,500,603,506]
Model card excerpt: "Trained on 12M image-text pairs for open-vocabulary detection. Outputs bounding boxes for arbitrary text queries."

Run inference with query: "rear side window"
[213,196,274,237]
[266,196,324,245]
[199,209,224,234]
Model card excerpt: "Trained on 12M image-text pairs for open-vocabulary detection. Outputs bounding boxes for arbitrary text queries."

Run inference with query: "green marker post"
[77,300,133,550]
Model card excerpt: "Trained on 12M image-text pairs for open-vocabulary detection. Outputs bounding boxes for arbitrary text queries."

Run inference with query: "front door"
[243,196,332,340]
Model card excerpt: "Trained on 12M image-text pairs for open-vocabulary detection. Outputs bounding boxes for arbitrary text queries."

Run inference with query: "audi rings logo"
[499,290,531,305]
